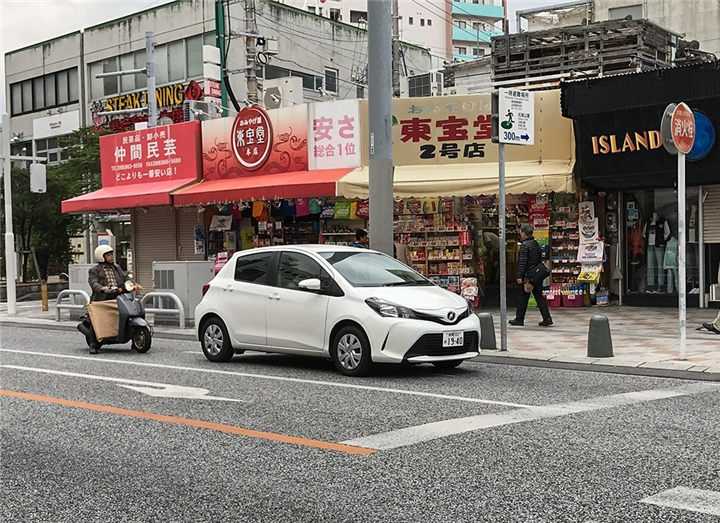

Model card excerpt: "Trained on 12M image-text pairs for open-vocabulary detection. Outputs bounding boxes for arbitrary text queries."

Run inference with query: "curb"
[3,320,719,382]
[474,354,720,382]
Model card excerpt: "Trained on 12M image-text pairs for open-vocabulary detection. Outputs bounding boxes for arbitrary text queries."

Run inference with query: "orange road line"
[0,389,375,456]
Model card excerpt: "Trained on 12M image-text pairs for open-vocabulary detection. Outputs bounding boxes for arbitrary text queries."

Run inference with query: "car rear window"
[234,252,272,284]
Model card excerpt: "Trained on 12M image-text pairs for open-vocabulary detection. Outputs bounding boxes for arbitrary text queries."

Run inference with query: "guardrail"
[55,290,90,321]
[141,292,185,329]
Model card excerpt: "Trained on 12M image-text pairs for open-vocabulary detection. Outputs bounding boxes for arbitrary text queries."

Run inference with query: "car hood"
[353,285,468,313]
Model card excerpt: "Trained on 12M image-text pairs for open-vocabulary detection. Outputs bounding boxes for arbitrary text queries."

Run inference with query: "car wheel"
[331,326,372,377]
[131,326,152,353]
[432,360,463,370]
[201,318,234,362]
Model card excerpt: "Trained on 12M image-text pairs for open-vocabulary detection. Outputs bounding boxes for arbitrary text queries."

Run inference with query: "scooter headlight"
[124,280,135,292]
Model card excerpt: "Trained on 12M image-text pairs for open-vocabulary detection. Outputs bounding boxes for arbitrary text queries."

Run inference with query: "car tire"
[432,360,464,370]
[131,326,152,353]
[201,318,234,363]
[331,326,372,377]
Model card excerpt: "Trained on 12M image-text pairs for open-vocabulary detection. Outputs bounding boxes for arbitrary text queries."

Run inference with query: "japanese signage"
[231,105,273,171]
[201,104,308,180]
[670,102,695,155]
[358,91,571,166]
[308,99,361,170]
[100,120,201,187]
[498,89,535,145]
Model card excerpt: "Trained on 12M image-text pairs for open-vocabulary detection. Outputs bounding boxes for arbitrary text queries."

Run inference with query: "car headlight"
[365,297,416,319]
[467,299,475,316]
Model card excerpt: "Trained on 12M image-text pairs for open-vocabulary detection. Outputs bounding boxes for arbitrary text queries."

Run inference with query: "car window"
[320,251,431,287]
[234,252,272,284]
[277,252,325,290]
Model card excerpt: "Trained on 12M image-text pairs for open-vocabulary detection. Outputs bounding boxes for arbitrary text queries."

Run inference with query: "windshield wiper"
[383,280,432,286]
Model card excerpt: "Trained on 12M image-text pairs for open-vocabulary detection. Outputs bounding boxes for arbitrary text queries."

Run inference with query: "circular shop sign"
[688,110,715,161]
[231,105,273,171]
[671,102,696,155]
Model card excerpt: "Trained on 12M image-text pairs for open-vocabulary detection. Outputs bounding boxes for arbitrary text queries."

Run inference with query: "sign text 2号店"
[103,83,185,112]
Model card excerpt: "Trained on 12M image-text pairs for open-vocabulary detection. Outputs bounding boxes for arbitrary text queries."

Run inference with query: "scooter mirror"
[125,280,135,292]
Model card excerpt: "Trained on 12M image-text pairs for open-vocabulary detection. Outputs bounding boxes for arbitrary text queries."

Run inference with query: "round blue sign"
[688,110,715,161]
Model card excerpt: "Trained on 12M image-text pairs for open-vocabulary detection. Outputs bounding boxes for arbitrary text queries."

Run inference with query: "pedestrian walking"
[702,262,720,334]
[509,224,553,327]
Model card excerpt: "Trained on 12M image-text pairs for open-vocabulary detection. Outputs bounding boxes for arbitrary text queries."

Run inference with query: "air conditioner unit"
[264,38,279,55]
[183,100,217,121]
[262,77,303,108]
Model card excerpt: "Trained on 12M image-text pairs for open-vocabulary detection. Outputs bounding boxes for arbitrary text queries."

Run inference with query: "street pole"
[367,0,394,256]
[391,0,400,97]
[698,185,705,308]
[244,0,259,103]
[498,142,507,351]
[1,113,17,315]
[146,32,158,127]
[678,152,687,359]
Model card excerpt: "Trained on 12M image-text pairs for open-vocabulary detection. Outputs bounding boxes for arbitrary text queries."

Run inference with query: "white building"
[277,0,505,62]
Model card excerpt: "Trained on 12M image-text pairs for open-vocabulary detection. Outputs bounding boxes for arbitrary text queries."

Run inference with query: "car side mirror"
[298,278,322,291]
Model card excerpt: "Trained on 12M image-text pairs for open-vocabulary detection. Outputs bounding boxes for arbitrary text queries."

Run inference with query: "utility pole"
[391,0,400,97]
[368,0,394,256]
[243,0,259,103]
[1,113,47,315]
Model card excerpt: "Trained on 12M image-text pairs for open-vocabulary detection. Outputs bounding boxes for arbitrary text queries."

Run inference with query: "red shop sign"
[671,102,695,155]
[231,105,273,171]
[100,120,201,187]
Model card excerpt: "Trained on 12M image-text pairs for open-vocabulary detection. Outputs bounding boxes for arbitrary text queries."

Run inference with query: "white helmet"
[94,245,114,263]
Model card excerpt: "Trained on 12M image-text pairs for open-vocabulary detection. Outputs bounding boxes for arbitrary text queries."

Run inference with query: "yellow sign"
[104,83,185,112]
[591,130,663,155]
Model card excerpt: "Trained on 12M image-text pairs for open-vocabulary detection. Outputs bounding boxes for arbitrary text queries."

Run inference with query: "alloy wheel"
[337,333,363,370]
[204,324,224,357]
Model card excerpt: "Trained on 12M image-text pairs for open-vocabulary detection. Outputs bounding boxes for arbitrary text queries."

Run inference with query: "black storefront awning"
[561,63,720,190]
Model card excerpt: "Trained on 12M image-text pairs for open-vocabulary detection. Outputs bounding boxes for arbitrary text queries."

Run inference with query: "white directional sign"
[498,88,534,145]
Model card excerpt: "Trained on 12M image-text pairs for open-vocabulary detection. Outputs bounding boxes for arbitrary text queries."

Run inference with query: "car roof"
[232,244,378,256]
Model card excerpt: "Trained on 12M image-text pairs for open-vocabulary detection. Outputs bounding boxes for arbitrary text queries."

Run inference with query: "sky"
[0,0,564,112]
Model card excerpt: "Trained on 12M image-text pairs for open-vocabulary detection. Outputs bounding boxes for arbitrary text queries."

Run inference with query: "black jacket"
[517,236,542,280]
[88,262,128,301]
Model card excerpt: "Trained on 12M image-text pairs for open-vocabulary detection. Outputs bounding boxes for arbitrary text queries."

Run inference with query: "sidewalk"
[1,301,719,379]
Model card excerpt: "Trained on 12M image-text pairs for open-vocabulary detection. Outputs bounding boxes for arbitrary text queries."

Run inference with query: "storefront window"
[625,187,700,295]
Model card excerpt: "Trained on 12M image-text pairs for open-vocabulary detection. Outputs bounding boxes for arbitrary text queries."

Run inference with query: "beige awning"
[337,160,576,199]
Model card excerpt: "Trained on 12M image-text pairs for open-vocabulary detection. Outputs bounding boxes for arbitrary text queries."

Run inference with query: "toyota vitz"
[195,246,480,376]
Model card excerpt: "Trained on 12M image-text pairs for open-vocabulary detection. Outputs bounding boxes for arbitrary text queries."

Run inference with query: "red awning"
[172,168,353,206]
[61,179,196,213]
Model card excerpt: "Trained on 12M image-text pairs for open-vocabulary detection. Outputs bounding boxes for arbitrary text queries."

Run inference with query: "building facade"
[278,0,505,62]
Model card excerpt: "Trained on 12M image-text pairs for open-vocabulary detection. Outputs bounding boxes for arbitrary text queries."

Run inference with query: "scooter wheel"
[131,326,152,353]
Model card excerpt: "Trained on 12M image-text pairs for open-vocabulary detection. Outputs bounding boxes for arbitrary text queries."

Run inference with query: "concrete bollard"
[477,312,497,350]
[588,315,613,358]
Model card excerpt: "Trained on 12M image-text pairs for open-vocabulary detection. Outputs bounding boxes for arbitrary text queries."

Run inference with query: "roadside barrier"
[588,315,614,358]
[141,292,185,329]
[477,312,497,350]
[55,290,90,321]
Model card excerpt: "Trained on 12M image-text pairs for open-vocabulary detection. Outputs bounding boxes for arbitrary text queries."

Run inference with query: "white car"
[195,245,480,376]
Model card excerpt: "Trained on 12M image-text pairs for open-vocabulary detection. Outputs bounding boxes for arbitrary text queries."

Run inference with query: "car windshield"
[320,251,432,287]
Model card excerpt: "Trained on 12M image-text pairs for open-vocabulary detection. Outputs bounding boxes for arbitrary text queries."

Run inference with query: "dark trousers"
[515,284,552,322]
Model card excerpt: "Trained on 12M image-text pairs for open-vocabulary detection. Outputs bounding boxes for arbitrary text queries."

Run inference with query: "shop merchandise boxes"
[562,294,584,307]
[546,294,563,307]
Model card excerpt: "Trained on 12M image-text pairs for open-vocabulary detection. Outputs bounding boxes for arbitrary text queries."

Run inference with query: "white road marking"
[1,365,248,403]
[641,487,720,516]
[0,349,532,408]
[341,383,720,450]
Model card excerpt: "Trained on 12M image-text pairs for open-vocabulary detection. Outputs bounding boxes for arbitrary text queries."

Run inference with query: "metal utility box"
[152,261,215,322]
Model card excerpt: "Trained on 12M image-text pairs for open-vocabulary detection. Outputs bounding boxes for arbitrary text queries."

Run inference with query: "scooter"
[77,280,152,353]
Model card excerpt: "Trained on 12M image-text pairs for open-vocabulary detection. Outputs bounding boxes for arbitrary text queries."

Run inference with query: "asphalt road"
[2,325,720,523]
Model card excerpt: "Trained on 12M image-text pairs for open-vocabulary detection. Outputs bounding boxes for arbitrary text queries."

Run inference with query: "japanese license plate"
[442,331,464,348]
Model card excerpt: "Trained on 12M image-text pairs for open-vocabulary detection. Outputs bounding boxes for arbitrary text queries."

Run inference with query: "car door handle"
[268,294,280,301]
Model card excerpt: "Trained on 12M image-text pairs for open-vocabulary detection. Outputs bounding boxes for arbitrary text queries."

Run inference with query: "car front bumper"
[367,313,481,363]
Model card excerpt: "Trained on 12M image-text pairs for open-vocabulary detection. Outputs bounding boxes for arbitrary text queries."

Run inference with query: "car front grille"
[415,309,470,326]
[404,331,478,359]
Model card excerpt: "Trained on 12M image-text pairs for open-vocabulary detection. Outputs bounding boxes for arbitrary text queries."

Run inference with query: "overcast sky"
[0,0,561,112]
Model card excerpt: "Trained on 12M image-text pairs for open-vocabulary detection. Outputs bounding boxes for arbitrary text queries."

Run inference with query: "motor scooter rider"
[86,245,141,353]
